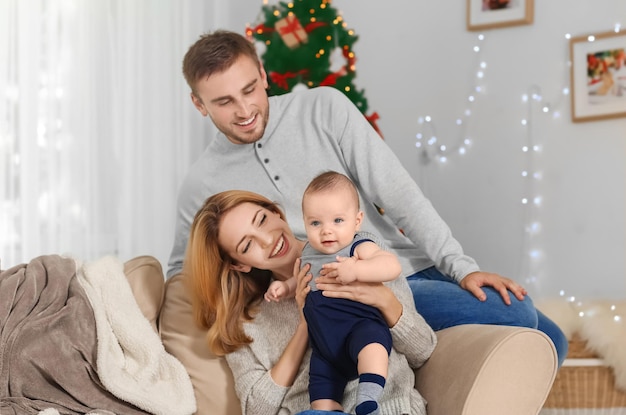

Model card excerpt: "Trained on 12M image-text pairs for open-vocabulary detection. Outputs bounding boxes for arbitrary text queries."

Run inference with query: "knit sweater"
[167,86,479,281]
[225,276,437,415]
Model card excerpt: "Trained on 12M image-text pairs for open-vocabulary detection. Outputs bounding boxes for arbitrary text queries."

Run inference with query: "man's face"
[191,55,270,145]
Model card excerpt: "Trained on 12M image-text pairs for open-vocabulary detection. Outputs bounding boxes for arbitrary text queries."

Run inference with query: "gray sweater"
[225,276,437,415]
[168,86,479,281]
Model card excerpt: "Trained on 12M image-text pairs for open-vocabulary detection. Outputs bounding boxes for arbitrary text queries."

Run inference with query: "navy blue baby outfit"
[301,233,392,403]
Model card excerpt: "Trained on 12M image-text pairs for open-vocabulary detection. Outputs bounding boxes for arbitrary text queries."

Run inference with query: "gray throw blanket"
[0,255,195,415]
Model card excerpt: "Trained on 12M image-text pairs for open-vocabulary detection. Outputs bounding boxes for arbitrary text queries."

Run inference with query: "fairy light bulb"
[529,222,540,233]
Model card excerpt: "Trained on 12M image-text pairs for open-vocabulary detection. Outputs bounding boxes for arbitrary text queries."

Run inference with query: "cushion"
[159,272,241,415]
[123,255,165,332]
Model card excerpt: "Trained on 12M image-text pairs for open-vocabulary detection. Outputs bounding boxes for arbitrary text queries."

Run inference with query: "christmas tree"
[246,0,382,136]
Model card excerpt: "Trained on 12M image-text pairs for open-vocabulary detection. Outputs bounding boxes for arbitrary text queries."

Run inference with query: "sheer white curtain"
[0,0,220,270]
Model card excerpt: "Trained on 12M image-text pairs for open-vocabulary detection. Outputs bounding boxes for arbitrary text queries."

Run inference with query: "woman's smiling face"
[217,202,300,279]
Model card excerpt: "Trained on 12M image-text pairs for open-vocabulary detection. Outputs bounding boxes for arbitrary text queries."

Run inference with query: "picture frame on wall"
[466,0,534,31]
[570,31,626,122]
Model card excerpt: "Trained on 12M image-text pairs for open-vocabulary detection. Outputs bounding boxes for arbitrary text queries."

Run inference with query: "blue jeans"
[407,266,568,367]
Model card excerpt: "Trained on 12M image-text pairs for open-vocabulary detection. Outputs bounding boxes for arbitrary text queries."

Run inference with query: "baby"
[265,171,401,415]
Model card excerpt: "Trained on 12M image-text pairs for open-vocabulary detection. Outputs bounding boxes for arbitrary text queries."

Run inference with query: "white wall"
[221,0,626,300]
[6,1,621,301]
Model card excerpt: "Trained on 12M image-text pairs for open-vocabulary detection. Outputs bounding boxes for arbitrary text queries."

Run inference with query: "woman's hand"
[314,276,402,327]
[294,258,311,319]
[268,258,311,388]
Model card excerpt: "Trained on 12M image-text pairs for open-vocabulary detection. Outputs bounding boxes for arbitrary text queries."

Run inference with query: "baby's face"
[302,190,362,255]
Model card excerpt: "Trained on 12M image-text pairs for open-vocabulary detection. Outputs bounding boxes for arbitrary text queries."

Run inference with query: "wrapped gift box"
[275,15,308,49]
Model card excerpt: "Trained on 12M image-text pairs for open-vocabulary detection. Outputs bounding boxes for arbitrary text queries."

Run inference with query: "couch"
[126,255,558,415]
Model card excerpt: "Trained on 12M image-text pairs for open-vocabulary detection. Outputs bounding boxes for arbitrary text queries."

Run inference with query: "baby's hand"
[323,256,358,284]
[264,280,288,302]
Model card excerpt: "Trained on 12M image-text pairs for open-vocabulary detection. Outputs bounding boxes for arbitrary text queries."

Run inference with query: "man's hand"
[460,271,528,305]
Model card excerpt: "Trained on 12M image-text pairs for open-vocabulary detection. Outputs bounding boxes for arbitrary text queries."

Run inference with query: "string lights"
[518,78,569,289]
[516,26,605,290]
[414,33,486,164]
[414,23,623,302]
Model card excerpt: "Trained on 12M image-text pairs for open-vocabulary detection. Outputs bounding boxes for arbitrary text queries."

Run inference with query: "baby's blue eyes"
[309,218,343,226]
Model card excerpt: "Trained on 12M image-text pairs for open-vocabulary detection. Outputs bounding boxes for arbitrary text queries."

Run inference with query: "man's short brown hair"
[182,30,260,97]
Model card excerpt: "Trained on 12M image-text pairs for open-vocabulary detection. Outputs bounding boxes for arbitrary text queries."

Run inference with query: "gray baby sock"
[355,373,385,415]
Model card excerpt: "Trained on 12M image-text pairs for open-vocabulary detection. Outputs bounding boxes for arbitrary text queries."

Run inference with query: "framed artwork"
[467,0,534,31]
[570,31,626,122]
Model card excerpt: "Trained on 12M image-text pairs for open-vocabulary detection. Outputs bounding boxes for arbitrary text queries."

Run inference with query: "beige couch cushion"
[159,272,242,415]
[123,255,164,333]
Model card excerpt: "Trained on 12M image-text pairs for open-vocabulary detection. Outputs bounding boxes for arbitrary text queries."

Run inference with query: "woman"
[184,190,437,415]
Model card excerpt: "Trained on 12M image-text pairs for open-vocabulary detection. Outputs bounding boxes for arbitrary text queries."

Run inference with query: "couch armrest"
[415,324,557,415]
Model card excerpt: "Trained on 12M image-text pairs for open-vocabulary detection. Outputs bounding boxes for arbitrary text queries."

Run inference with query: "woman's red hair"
[183,190,283,355]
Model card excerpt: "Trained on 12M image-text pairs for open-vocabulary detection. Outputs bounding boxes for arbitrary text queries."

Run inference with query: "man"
[168,30,567,365]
